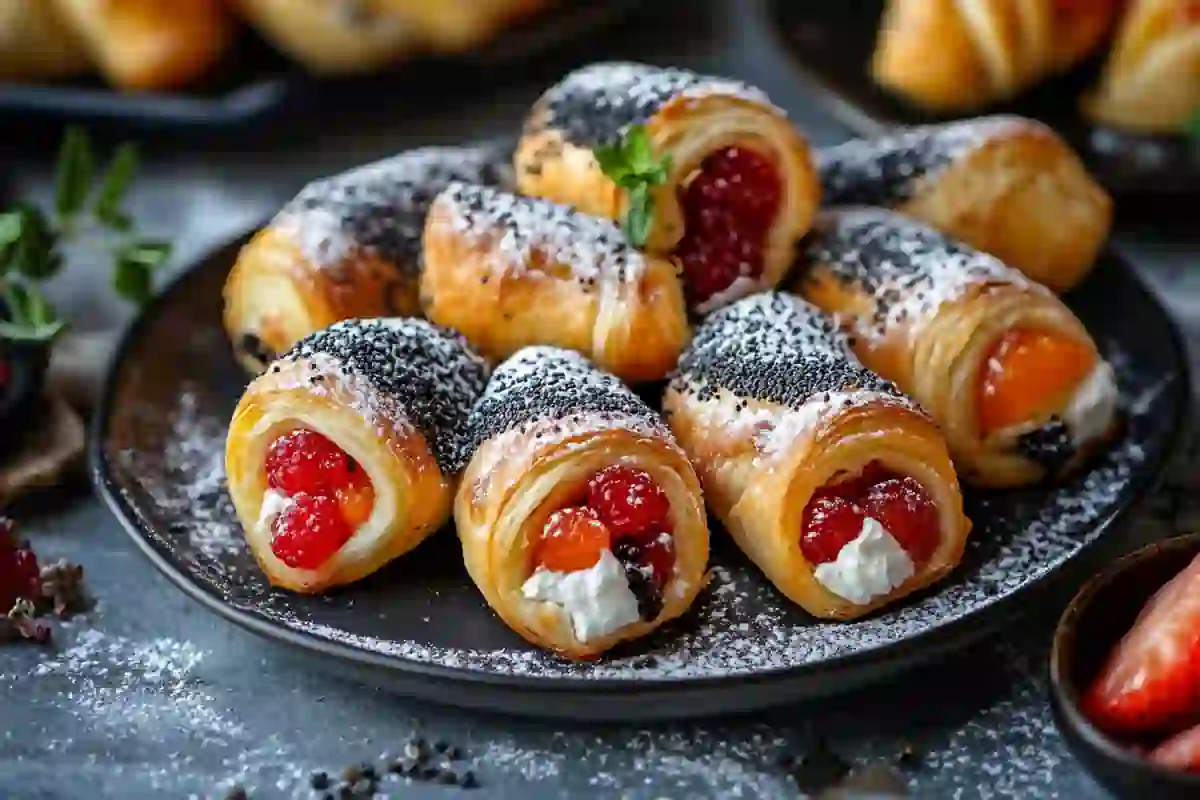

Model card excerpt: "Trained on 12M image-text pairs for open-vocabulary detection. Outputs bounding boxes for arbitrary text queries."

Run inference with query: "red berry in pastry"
[675,146,782,308]
[270,493,356,570]
[800,492,866,565]
[978,328,1096,436]
[863,477,940,566]
[586,465,672,539]
[535,507,613,572]
[1150,722,1200,774]
[613,533,675,621]
[265,429,361,497]
[0,520,41,610]
[1084,552,1200,734]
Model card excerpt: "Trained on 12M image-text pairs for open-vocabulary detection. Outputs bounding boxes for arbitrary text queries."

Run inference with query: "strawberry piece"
[800,493,866,565]
[265,429,361,497]
[863,477,940,566]
[270,493,355,570]
[0,522,41,611]
[586,466,671,540]
[1149,722,1200,774]
[675,146,782,308]
[1084,552,1200,734]
[535,507,612,572]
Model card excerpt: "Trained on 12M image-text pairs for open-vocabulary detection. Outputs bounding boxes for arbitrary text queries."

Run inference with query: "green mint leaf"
[0,281,65,342]
[93,143,139,230]
[1188,107,1200,146]
[8,205,62,280]
[55,127,96,221]
[0,212,22,277]
[113,259,152,304]
[121,239,172,269]
[624,183,653,247]
[624,126,656,174]
[594,140,632,184]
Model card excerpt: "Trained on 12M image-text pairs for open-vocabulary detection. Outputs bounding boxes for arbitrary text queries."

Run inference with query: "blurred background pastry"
[0,0,90,82]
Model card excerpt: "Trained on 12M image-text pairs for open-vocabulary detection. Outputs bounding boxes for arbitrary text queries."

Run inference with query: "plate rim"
[89,226,1195,710]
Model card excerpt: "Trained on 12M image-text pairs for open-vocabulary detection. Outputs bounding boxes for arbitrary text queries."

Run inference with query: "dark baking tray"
[770,0,1199,196]
[0,0,646,137]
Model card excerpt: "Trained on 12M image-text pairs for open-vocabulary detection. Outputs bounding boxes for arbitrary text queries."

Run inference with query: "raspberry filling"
[800,461,940,568]
[263,429,375,570]
[674,146,783,309]
[533,465,675,621]
[0,520,41,611]
[978,328,1096,437]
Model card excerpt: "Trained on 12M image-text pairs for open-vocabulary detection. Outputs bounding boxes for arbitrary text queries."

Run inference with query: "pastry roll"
[420,182,690,384]
[793,208,1120,489]
[663,292,970,621]
[226,318,489,593]
[817,116,1112,293]
[872,0,1119,111]
[233,0,418,75]
[51,0,233,91]
[454,347,708,659]
[515,62,820,313]
[223,143,513,374]
[1083,0,1200,134]
[0,0,90,82]
[370,0,551,52]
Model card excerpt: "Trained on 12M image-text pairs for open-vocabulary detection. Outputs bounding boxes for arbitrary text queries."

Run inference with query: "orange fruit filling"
[978,328,1097,437]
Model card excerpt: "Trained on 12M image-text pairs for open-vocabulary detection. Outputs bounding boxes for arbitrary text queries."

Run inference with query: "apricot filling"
[532,465,676,621]
[263,429,375,570]
[801,461,940,570]
[674,146,783,309]
[977,328,1096,437]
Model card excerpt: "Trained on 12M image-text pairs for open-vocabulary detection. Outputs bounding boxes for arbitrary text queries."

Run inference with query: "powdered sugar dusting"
[431,182,645,284]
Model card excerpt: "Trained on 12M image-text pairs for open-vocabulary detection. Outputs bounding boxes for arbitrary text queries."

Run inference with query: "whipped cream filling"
[1061,361,1119,447]
[257,489,293,533]
[813,517,916,605]
[521,549,641,643]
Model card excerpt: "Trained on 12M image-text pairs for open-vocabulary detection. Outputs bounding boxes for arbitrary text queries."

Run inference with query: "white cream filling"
[1061,361,1118,448]
[693,275,762,315]
[257,489,293,533]
[813,517,916,606]
[521,549,642,643]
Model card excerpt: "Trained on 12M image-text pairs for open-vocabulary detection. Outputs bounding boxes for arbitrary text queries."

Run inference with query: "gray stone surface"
[1,1,1196,798]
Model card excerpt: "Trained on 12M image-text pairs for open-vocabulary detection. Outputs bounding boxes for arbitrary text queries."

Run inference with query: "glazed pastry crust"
[516,92,819,306]
[234,0,418,75]
[799,266,1114,488]
[1084,0,1200,133]
[371,0,551,51]
[0,0,90,82]
[454,416,708,660]
[664,388,969,621]
[420,197,690,384]
[896,119,1112,294]
[51,0,233,91]
[223,225,419,375]
[872,0,1118,111]
[226,355,450,594]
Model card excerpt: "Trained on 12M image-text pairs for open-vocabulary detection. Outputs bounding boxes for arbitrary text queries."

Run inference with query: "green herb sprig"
[594,125,673,248]
[0,127,171,343]
[1187,107,1200,148]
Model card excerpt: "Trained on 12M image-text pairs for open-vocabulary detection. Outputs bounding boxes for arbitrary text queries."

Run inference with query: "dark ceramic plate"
[770,0,1199,196]
[0,0,644,136]
[1051,534,1200,799]
[90,231,1190,721]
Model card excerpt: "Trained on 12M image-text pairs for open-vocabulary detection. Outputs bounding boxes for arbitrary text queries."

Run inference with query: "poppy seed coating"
[524,61,779,149]
[280,142,514,279]
[817,116,1042,207]
[671,292,903,409]
[282,318,490,471]
[454,347,669,472]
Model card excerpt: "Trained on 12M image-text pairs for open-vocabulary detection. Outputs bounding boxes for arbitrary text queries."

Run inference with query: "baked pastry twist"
[817,116,1112,293]
[664,292,970,620]
[370,0,552,52]
[223,143,513,374]
[420,182,690,383]
[454,347,708,659]
[0,0,89,82]
[227,318,489,593]
[872,0,1119,111]
[1084,0,1200,134]
[515,62,819,313]
[793,208,1120,489]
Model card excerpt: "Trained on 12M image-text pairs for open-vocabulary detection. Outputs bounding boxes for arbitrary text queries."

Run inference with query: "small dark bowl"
[0,317,50,461]
[1050,534,1200,799]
